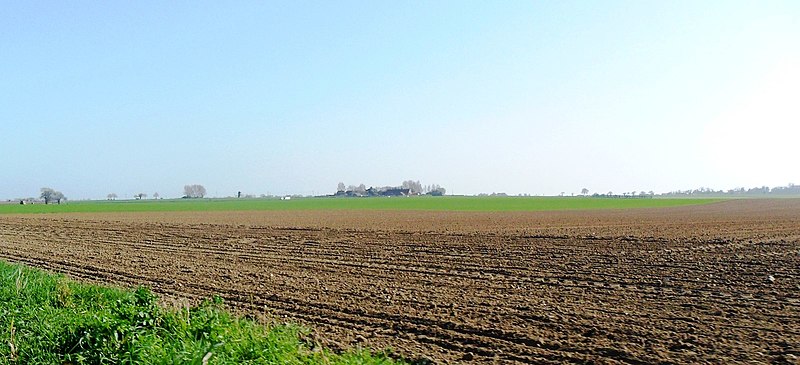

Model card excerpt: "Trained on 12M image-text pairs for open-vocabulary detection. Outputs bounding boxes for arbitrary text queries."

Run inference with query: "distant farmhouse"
[378,187,411,196]
[334,187,411,198]
[333,180,445,197]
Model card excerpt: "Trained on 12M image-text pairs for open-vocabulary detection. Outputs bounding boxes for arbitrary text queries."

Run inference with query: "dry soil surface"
[1,199,798,364]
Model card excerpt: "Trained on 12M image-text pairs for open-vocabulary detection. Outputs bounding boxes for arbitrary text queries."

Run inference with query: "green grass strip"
[0,196,722,214]
[0,261,401,364]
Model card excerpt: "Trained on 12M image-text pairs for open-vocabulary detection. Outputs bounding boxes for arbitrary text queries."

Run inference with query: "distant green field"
[0,196,722,214]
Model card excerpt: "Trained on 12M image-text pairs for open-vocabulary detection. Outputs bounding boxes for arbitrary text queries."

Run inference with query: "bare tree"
[153,192,159,200]
[135,193,147,200]
[53,191,65,204]
[337,182,346,192]
[40,188,65,204]
[40,188,55,204]
[581,188,589,196]
[107,193,117,201]
[401,180,423,194]
[183,184,206,198]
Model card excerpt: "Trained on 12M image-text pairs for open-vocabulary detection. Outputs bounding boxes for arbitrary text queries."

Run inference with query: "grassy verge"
[0,261,400,364]
[0,196,723,214]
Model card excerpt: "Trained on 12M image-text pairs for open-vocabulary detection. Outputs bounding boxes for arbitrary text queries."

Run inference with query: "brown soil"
[1,199,798,364]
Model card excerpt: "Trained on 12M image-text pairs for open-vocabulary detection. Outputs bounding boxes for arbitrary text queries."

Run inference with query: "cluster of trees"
[591,191,654,198]
[105,186,203,201]
[477,189,655,198]
[771,184,800,195]
[400,180,446,195]
[662,184,800,197]
[134,192,159,200]
[573,188,653,197]
[338,182,367,195]
[107,192,160,200]
[40,188,66,204]
[573,184,800,198]
[335,180,446,197]
[477,192,509,197]
[183,184,207,198]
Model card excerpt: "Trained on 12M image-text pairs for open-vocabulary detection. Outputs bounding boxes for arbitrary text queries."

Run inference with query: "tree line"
[106,185,206,200]
[661,183,800,197]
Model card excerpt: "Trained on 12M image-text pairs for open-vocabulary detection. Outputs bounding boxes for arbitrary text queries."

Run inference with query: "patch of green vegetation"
[0,261,400,364]
[0,196,722,214]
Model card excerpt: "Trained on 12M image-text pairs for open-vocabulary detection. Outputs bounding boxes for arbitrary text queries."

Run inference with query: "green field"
[0,196,722,214]
[0,260,399,364]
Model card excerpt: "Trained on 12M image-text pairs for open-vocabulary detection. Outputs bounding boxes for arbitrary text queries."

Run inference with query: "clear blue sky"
[2,1,798,199]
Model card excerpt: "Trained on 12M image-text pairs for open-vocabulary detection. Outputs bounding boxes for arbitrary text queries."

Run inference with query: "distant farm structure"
[333,180,446,197]
[334,187,411,198]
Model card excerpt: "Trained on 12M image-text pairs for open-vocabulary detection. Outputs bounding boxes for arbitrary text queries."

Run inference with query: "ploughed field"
[1,199,798,364]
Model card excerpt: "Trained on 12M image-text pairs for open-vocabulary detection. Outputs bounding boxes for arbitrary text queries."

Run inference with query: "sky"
[1,1,799,199]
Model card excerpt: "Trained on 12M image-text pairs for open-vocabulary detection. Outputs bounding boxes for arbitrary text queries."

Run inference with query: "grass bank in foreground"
[0,196,722,214]
[0,261,400,365]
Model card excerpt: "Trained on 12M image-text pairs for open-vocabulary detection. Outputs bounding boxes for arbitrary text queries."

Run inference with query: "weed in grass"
[53,278,73,309]
[7,319,16,362]
[14,267,25,296]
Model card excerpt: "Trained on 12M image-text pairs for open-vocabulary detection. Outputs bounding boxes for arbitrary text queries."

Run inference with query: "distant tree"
[40,188,55,204]
[423,184,446,196]
[401,180,423,194]
[581,188,589,196]
[183,184,206,198]
[135,193,147,200]
[40,188,65,204]
[337,182,346,192]
[107,193,117,201]
[153,192,159,200]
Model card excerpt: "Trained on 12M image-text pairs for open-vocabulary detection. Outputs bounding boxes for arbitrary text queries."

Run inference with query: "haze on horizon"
[2,1,798,200]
